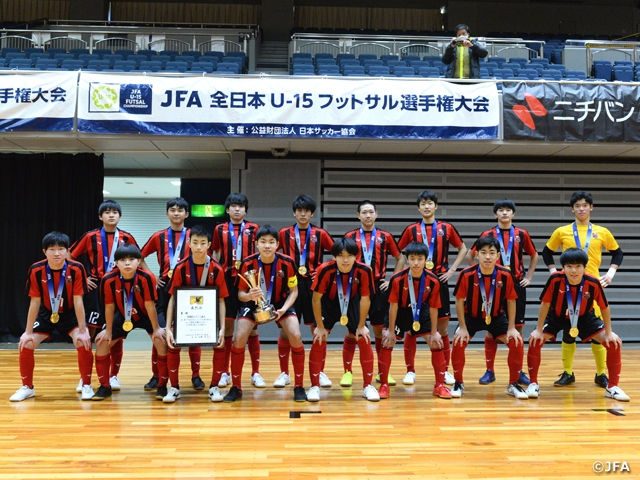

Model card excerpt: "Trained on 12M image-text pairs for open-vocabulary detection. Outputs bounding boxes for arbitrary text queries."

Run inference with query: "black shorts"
[543,312,605,343]
[368,279,391,326]
[237,300,296,328]
[458,312,510,341]
[320,295,361,335]
[384,307,433,339]
[32,306,79,338]
[294,276,315,325]
[84,287,104,329]
[112,311,155,340]
[437,280,451,320]
[155,280,170,327]
[223,274,240,321]
[514,281,527,326]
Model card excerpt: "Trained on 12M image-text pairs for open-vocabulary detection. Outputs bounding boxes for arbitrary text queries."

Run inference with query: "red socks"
[377,347,393,385]
[95,354,111,387]
[291,345,305,387]
[357,337,374,387]
[19,348,35,387]
[451,341,467,383]
[507,338,524,384]
[157,354,168,387]
[248,334,260,375]
[605,342,622,388]
[374,337,382,372]
[431,348,447,386]
[167,347,181,387]
[404,332,417,373]
[188,346,201,377]
[527,341,543,384]
[343,335,357,372]
[109,339,124,377]
[230,345,245,389]
[484,335,498,372]
[76,346,93,386]
[309,342,324,387]
[151,344,158,377]
[211,345,227,387]
[442,334,451,366]
[224,336,233,373]
[277,337,291,374]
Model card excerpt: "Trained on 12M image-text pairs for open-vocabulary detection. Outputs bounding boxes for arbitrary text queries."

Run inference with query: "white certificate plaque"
[174,287,220,347]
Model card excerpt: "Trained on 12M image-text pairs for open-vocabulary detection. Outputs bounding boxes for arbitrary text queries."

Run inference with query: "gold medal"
[412,321,420,332]
[235,260,241,270]
[50,312,59,324]
[505,266,511,271]
[425,261,434,270]
[569,327,579,338]
[485,314,491,325]
[168,269,173,278]
[340,315,349,326]
[123,320,133,332]
[298,266,307,275]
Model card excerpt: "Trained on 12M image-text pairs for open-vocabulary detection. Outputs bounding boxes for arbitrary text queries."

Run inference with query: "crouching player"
[11,232,93,402]
[527,248,629,401]
[380,242,451,399]
[451,235,526,399]
[94,244,168,401]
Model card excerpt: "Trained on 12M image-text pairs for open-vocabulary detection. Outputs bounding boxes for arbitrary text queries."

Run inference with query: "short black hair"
[493,198,516,213]
[167,197,190,212]
[404,241,428,258]
[455,24,470,35]
[357,200,377,213]
[569,190,593,207]
[331,237,359,256]
[42,231,70,249]
[476,235,500,252]
[292,194,317,213]
[189,224,211,242]
[114,243,142,261]
[560,247,588,267]
[99,200,122,216]
[225,193,249,212]
[416,190,438,206]
[256,224,279,241]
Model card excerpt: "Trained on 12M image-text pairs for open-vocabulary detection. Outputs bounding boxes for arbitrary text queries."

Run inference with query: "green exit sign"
[191,204,225,217]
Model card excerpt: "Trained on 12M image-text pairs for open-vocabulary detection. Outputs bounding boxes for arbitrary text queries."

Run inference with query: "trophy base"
[254,305,277,324]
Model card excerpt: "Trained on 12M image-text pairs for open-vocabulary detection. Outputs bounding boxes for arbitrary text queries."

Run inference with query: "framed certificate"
[173,286,220,347]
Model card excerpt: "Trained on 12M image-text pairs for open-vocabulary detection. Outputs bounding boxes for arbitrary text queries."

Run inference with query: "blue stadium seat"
[402,55,421,63]
[317,65,340,75]
[177,55,195,68]
[9,59,34,69]
[362,59,383,69]
[103,54,124,66]
[70,48,90,58]
[592,60,612,80]
[314,53,335,63]
[160,50,179,60]
[530,58,550,66]
[154,55,172,67]
[164,61,189,72]
[25,48,45,57]
[86,59,111,71]
[358,54,377,64]
[342,65,365,75]
[368,66,391,76]
[190,64,214,74]
[339,59,360,72]
[547,64,567,76]
[115,49,135,58]
[483,62,499,74]
[528,63,545,73]
[293,52,312,60]
[409,60,431,72]
[91,49,111,59]
[292,65,315,75]
[542,70,562,80]
[423,55,442,64]
[380,55,399,65]
[552,49,564,63]
[565,70,587,79]
[29,52,51,62]
[337,53,356,62]
[35,59,59,70]
[139,60,162,72]
[45,48,67,57]
[113,60,137,72]
[5,52,27,61]
[518,68,541,79]
[393,66,416,76]
[182,50,202,60]
[61,59,85,70]
[216,63,240,74]
[1,47,21,57]
[78,53,100,66]
[292,57,313,65]
[613,66,633,82]
[508,57,528,68]
[613,60,633,68]
[488,56,506,67]
[418,67,441,77]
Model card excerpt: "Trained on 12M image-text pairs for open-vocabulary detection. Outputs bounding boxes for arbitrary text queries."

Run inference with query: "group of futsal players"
[10,189,630,403]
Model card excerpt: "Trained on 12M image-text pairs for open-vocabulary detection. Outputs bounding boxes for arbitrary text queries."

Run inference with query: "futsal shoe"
[191,376,205,390]
[605,386,630,402]
[251,373,266,388]
[507,382,529,399]
[594,373,609,389]
[109,376,121,391]
[376,373,396,386]
[526,383,540,399]
[518,370,531,386]
[163,387,181,403]
[144,376,159,391]
[155,385,168,400]
[479,369,496,385]
[218,373,231,388]
[451,381,465,398]
[554,371,575,387]
[81,384,95,401]
[76,378,83,393]
[306,386,321,402]
[273,372,290,388]
[362,384,380,402]
[433,384,453,399]
[92,385,112,401]
[208,386,223,402]
[444,371,455,386]
[402,371,416,385]
[223,386,243,403]
[340,371,353,387]
[10,386,35,402]
[293,386,307,402]
[378,384,390,399]
[319,372,332,388]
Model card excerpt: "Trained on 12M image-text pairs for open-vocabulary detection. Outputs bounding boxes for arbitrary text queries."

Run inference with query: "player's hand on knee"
[75,330,92,350]
[429,331,443,350]
[18,333,36,352]
[313,327,327,344]
[602,332,622,349]
[507,328,522,347]
[356,326,370,344]
[165,329,175,348]
[382,329,396,348]
[453,328,469,346]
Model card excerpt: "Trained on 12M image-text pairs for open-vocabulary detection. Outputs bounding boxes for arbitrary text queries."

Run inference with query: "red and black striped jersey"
[344,228,401,281]
[470,226,537,281]
[210,221,260,276]
[26,259,87,312]
[278,224,334,279]
[454,265,517,318]
[168,256,229,298]
[70,228,139,279]
[397,221,464,275]
[237,252,298,305]
[311,260,374,300]
[102,268,157,320]
[388,268,442,310]
[141,227,191,277]
[540,271,608,318]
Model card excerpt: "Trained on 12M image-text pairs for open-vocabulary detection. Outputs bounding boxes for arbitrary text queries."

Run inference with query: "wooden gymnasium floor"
[0,343,638,480]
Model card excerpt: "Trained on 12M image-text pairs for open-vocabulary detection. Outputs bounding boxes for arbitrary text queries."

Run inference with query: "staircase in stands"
[256,41,289,74]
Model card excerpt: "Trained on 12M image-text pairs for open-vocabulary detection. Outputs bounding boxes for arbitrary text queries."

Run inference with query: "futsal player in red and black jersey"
[380,241,450,400]
[69,200,146,393]
[527,248,629,401]
[278,194,334,388]
[10,232,94,402]
[308,237,379,403]
[163,225,229,403]
[141,197,202,392]
[94,243,168,401]
[344,200,404,387]
[451,235,526,400]
[223,225,307,403]
[466,198,539,386]
[210,193,261,389]
[397,191,467,387]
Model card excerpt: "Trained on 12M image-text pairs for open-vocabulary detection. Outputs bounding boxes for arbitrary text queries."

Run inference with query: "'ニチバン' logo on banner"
[88,83,152,115]
[512,92,547,130]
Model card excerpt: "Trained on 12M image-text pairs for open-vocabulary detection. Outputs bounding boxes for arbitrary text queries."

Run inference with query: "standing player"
[10,232,94,402]
[542,191,623,388]
[307,237,379,403]
[451,236,526,399]
[380,242,450,400]
[210,193,262,389]
[223,225,307,403]
[94,244,168,401]
[163,225,229,403]
[344,200,404,387]
[141,197,203,392]
[465,198,538,385]
[398,190,467,386]
[278,194,334,388]
[69,200,146,393]
[527,248,629,401]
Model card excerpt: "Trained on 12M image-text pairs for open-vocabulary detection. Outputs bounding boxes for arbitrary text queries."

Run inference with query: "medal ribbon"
[168,227,187,271]
[101,227,120,273]
[336,267,354,318]
[359,227,377,266]
[46,262,68,313]
[229,221,245,266]
[408,269,426,323]
[294,225,311,271]
[496,226,514,268]
[573,222,593,253]
[189,256,212,287]
[477,267,497,318]
[121,273,137,321]
[565,276,584,330]
[420,220,437,263]
[258,257,278,303]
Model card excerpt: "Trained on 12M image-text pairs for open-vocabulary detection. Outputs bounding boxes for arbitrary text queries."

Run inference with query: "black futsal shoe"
[223,386,243,403]
[553,371,576,387]
[594,373,609,389]
[155,385,168,400]
[293,386,307,402]
[191,376,206,390]
[92,385,112,401]
[144,376,159,391]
